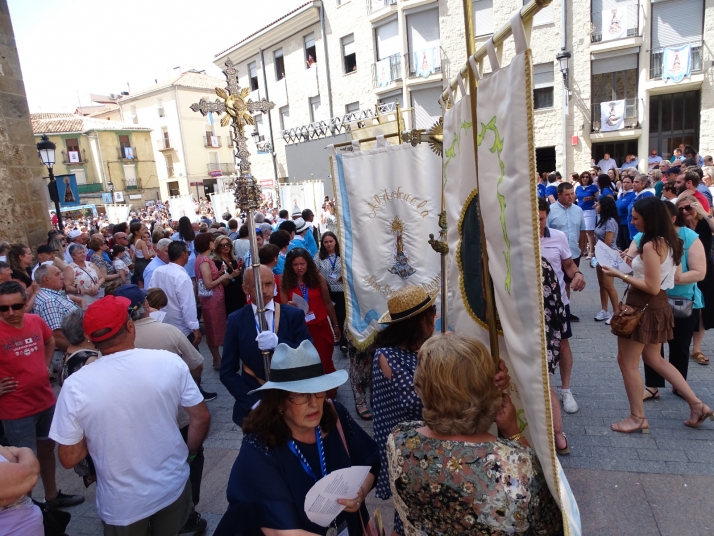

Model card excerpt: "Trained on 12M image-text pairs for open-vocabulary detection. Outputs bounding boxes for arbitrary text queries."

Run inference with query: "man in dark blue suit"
[221,264,312,425]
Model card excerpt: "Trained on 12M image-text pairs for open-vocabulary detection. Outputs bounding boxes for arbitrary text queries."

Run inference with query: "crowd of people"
[2,148,714,535]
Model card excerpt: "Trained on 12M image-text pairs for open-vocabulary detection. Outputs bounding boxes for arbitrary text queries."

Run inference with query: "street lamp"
[36,134,63,231]
[556,50,571,87]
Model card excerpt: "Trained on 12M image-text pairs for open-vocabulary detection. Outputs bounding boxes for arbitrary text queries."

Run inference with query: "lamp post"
[36,134,63,231]
[556,50,571,175]
[556,50,571,88]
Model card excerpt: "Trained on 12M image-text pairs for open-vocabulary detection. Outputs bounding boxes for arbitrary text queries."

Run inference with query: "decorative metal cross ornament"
[189,59,275,174]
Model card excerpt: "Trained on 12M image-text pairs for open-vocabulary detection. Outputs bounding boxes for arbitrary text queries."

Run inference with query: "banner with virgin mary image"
[662,43,691,83]
[330,142,442,348]
[601,7,628,41]
[600,99,626,132]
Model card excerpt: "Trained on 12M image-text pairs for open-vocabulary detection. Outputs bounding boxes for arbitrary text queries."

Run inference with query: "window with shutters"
[280,106,290,131]
[157,97,165,117]
[274,49,285,81]
[532,63,554,109]
[407,8,441,77]
[305,33,317,67]
[523,0,552,26]
[65,138,82,164]
[119,135,133,159]
[473,0,493,37]
[410,86,442,129]
[650,0,703,78]
[374,20,402,87]
[248,62,259,91]
[591,0,639,43]
[591,51,639,130]
[342,34,357,73]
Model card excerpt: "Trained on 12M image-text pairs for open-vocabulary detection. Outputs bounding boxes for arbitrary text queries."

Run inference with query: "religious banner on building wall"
[601,7,628,41]
[330,143,442,348]
[600,99,626,132]
[662,43,691,83]
[442,30,581,536]
[375,58,392,87]
[413,47,436,78]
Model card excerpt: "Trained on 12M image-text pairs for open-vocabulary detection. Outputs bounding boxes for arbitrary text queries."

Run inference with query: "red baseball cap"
[83,295,131,342]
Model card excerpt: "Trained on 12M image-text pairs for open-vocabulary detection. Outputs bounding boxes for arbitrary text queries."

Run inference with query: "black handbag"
[32,499,71,536]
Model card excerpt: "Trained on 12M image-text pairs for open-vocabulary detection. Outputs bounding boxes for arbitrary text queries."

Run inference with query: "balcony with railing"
[406,46,448,80]
[206,163,235,175]
[157,138,173,151]
[125,178,142,190]
[372,54,402,88]
[77,183,104,194]
[366,0,397,14]
[203,135,222,148]
[61,149,88,165]
[591,3,639,43]
[650,42,702,80]
[118,146,138,160]
[591,98,639,132]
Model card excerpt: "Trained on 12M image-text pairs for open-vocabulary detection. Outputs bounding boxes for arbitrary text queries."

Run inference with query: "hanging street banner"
[662,43,692,83]
[331,143,442,348]
[210,191,235,219]
[442,26,581,536]
[168,195,199,223]
[600,99,626,132]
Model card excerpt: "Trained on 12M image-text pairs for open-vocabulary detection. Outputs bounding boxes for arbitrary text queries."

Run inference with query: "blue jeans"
[2,404,55,453]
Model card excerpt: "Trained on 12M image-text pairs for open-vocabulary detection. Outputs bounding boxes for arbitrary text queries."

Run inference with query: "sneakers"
[179,511,208,534]
[558,388,579,413]
[594,309,610,321]
[605,314,612,325]
[199,387,217,402]
[46,490,85,508]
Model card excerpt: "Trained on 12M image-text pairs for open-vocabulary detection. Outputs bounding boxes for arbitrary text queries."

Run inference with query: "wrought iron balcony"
[157,138,173,151]
[650,42,702,80]
[372,53,403,88]
[206,163,235,175]
[591,98,638,132]
[118,146,138,160]
[591,3,639,43]
[406,46,448,79]
[366,0,397,14]
[125,178,142,190]
[281,107,377,144]
[61,149,88,165]
[203,135,222,148]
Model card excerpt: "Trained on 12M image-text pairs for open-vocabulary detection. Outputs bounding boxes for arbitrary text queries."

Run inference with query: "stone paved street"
[44,267,714,535]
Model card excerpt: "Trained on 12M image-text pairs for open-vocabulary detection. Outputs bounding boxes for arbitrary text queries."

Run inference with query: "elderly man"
[143,238,171,288]
[115,284,211,533]
[148,242,201,347]
[49,295,210,534]
[221,265,312,425]
[596,153,618,173]
[0,281,84,508]
[32,265,81,351]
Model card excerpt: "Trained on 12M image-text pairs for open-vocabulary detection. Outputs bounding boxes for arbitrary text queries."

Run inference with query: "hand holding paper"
[304,466,371,527]
[595,241,632,274]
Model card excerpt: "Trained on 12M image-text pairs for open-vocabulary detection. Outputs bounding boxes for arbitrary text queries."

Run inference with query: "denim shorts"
[2,404,56,452]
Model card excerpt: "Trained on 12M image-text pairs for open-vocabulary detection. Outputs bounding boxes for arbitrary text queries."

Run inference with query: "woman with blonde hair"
[387,333,562,534]
[212,234,246,315]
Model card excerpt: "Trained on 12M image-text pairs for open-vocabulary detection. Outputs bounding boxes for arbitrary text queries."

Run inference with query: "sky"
[9,0,305,113]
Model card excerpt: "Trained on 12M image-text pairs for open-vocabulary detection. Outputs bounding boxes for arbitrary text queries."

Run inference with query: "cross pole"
[190,59,276,379]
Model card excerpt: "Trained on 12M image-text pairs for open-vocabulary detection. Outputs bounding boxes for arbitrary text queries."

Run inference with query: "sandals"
[356,406,373,420]
[611,414,650,434]
[643,387,660,401]
[555,431,570,455]
[339,344,348,354]
[685,403,714,428]
[691,351,710,365]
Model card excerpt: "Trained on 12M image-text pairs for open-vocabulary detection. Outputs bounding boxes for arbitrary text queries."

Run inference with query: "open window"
[248,62,259,91]
[274,49,285,81]
[342,34,357,73]
[305,33,317,67]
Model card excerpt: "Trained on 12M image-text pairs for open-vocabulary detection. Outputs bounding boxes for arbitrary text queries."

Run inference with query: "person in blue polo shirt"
[627,174,654,239]
[615,174,636,249]
[545,173,558,204]
[575,173,600,259]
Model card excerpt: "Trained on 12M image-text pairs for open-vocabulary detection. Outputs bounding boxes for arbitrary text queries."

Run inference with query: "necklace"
[288,426,327,481]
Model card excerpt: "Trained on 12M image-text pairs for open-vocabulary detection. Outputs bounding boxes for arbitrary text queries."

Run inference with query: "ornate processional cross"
[189,59,275,175]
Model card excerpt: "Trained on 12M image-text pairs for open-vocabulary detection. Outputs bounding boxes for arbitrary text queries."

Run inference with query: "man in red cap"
[49,294,211,534]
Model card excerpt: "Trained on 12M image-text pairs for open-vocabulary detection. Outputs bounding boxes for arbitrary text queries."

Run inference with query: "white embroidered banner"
[168,195,199,223]
[332,143,442,347]
[210,191,235,219]
[600,99,626,132]
[601,7,628,41]
[443,44,581,536]
[663,43,692,83]
[104,204,131,225]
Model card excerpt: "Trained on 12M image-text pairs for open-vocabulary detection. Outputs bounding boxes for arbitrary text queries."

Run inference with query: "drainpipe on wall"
[259,47,280,186]
[318,1,334,119]
[561,0,568,174]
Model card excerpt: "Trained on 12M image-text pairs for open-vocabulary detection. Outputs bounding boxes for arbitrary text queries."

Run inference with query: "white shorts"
[583,209,597,231]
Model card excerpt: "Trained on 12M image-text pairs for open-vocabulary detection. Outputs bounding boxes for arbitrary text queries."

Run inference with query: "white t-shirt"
[112,259,128,274]
[49,348,203,525]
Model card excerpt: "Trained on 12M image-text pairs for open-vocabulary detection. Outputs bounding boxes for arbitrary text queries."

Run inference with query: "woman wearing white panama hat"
[215,340,380,536]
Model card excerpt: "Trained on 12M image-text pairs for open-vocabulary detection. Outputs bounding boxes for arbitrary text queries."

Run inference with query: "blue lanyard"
[254,310,275,334]
[288,426,327,481]
[328,255,338,272]
[297,283,309,303]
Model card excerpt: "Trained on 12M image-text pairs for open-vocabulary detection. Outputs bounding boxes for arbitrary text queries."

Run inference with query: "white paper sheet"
[304,466,371,527]
[595,241,632,274]
[291,292,309,313]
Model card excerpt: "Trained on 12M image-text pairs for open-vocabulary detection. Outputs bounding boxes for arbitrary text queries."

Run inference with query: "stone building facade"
[214,0,713,183]
[0,0,51,246]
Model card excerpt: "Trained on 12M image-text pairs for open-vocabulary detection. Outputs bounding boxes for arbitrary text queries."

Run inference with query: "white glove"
[256,331,279,351]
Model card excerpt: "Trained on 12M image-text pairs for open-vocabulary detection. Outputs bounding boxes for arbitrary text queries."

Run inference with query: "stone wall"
[0,0,50,247]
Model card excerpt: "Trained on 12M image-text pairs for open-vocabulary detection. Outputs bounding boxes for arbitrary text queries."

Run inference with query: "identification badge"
[327,520,348,536]
[329,273,338,280]
[305,312,316,322]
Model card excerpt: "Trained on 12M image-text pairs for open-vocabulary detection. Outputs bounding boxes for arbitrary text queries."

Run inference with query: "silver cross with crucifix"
[189,59,275,175]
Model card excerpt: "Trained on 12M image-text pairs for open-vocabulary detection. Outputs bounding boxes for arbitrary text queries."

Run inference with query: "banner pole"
[462,0,500,363]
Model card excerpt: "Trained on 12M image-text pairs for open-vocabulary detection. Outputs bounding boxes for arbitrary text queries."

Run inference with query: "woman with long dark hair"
[597,173,617,200]
[280,248,341,391]
[602,197,713,432]
[314,232,347,353]
[592,196,620,323]
[615,175,636,249]
[171,216,197,280]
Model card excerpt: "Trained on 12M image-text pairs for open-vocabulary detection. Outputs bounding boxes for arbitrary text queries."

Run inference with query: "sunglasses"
[287,392,327,405]
[219,243,231,248]
[679,205,693,212]
[0,303,25,312]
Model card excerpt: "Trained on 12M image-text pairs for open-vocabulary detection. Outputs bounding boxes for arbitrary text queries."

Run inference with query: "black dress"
[11,268,32,288]
[215,258,246,315]
[693,218,714,329]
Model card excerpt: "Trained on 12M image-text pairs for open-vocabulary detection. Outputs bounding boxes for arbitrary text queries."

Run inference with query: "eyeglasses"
[679,205,693,212]
[219,243,231,248]
[0,303,25,312]
[287,392,327,405]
